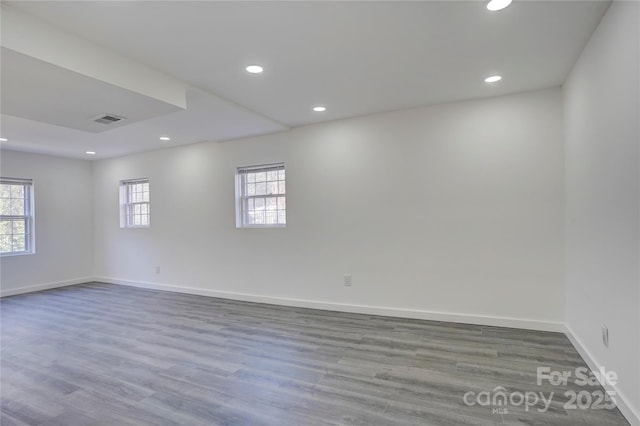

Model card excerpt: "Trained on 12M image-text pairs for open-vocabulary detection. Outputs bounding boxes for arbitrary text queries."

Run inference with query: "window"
[120,178,150,228]
[236,163,286,227]
[0,178,34,255]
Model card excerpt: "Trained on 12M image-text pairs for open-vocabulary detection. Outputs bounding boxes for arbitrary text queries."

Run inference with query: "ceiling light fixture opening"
[486,0,512,11]
[0,138,7,142]
[246,65,264,74]
[484,75,503,83]
[159,136,171,141]
[86,151,96,155]
[313,106,327,112]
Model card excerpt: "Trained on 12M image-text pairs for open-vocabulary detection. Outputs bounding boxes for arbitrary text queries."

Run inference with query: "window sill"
[236,225,286,229]
[0,251,35,257]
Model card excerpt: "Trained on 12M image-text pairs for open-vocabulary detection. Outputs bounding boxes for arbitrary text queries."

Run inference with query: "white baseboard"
[95,276,564,332]
[565,324,640,426]
[0,277,93,298]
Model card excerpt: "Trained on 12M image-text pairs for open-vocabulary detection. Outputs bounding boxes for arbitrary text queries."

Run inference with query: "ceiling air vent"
[91,113,126,125]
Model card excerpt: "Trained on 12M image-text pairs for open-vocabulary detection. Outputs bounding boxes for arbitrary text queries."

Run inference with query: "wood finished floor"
[0,283,630,426]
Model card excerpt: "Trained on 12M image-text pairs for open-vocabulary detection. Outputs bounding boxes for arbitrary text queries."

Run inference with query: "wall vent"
[91,113,126,124]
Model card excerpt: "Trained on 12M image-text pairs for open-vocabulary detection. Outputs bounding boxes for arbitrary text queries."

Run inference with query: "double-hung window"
[120,178,150,228]
[0,178,34,255]
[236,163,286,227]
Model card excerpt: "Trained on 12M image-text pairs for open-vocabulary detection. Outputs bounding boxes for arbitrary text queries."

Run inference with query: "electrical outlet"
[344,274,352,286]
[602,325,609,348]
[155,266,161,274]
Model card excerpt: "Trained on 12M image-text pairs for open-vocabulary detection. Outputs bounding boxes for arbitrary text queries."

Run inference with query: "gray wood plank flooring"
[0,283,630,425]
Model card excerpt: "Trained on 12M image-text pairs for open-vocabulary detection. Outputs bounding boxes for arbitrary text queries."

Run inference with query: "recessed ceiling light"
[484,75,503,83]
[246,65,264,74]
[313,106,327,112]
[0,138,7,142]
[486,0,512,11]
[86,151,96,155]
[159,136,171,141]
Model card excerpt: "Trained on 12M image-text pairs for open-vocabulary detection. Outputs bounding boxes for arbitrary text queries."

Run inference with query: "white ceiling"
[1,48,185,134]
[1,1,610,159]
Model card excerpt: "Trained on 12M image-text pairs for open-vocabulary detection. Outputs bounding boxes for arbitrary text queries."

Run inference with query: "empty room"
[0,1,638,425]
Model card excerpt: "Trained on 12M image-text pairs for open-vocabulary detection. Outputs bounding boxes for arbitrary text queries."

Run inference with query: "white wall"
[564,1,640,423]
[0,150,94,295]
[93,88,565,330]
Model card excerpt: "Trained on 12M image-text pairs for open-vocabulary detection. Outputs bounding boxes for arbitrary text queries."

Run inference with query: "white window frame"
[0,178,35,256]
[119,178,150,228]
[236,163,286,228]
